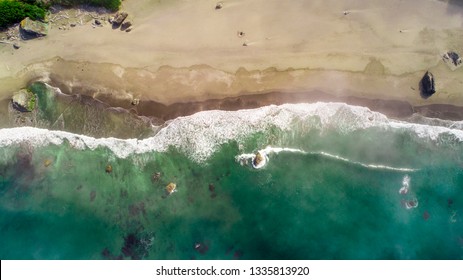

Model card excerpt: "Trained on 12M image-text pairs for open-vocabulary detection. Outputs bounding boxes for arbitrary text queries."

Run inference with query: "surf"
[0,102,462,163]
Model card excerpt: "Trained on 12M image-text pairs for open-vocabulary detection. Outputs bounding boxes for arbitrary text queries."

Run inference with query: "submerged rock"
[419,71,435,99]
[165,182,177,195]
[12,89,37,112]
[20,17,49,37]
[105,164,113,173]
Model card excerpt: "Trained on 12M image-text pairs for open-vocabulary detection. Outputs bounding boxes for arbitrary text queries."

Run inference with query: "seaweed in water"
[121,232,153,259]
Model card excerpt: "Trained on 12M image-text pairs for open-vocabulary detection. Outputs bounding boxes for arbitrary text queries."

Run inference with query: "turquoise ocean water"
[0,94,462,259]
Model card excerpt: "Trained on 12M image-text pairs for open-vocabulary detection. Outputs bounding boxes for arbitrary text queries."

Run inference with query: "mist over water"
[0,103,462,259]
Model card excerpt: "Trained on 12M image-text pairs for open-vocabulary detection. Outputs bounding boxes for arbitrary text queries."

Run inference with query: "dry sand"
[1,0,463,116]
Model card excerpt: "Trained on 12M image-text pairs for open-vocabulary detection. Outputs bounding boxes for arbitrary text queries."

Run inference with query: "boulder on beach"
[20,17,49,37]
[443,51,462,69]
[120,21,132,31]
[112,11,128,27]
[419,71,435,99]
[12,89,37,112]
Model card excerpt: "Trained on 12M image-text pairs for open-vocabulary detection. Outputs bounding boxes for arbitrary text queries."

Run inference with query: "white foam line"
[316,151,418,172]
[0,102,462,163]
[236,146,418,172]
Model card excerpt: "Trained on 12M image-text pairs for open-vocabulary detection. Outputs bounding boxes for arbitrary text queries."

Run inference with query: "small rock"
[13,43,20,49]
[215,2,223,9]
[95,19,102,25]
[108,16,114,24]
[165,182,177,195]
[44,159,52,167]
[131,98,139,105]
[105,164,113,173]
[419,71,436,99]
[12,89,37,112]
[70,23,76,27]
[121,21,132,31]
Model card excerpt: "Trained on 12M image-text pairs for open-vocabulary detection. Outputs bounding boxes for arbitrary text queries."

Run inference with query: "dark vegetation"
[0,0,121,29]
[0,0,47,28]
[52,0,121,11]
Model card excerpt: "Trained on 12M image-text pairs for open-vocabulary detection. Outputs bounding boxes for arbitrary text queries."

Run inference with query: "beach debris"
[112,11,128,27]
[165,182,177,195]
[237,31,245,38]
[215,2,223,10]
[105,164,113,173]
[242,41,248,47]
[442,51,462,70]
[253,152,264,166]
[43,159,52,167]
[20,17,49,38]
[11,89,37,112]
[419,71,435,99]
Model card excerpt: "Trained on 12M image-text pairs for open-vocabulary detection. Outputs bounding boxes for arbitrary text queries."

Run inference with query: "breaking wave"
[0,102,462,162]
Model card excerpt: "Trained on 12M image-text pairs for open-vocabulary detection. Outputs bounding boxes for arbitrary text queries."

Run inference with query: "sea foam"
[0,103,462,162]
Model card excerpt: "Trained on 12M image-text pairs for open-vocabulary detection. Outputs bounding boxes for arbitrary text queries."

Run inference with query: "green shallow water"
[0,123,462,259]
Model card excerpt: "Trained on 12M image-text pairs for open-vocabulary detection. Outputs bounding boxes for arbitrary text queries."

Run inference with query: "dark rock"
[419,71,435,99]
[95,19,102,25]
[125,28,133,33]
[20,17,49,37]
[215,2,223,9]
[112,11,128,27]
[13,43,20,49]
[120,21,132,31]
[70,23,76,27]
[12,89,37,112]
[443,51,462,67]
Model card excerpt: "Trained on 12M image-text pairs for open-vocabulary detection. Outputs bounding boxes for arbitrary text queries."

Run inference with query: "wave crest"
[0,103,462,162]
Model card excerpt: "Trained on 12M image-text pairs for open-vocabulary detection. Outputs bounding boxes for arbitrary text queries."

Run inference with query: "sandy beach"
[1,0,463,120]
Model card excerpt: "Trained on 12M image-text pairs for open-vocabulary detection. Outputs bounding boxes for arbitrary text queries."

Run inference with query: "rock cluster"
[109,11,133,32]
